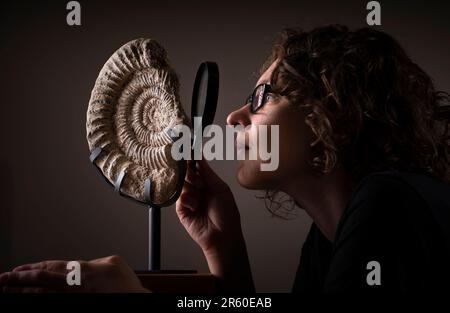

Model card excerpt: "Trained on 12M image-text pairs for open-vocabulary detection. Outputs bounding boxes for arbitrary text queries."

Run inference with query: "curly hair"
[260,24,450,218]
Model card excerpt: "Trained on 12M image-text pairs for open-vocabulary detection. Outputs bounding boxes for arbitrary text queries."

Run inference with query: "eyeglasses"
[245,83,276,113]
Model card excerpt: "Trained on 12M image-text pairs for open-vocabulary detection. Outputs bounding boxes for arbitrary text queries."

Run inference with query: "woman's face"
[227,61,313,190]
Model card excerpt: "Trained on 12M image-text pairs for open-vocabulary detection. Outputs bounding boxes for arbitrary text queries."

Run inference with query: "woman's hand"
[176,159,243,253]
[0,255,149,293]
[176,159,254,292]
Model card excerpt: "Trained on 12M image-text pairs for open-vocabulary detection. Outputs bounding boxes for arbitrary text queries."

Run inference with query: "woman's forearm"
[203,233,255,293]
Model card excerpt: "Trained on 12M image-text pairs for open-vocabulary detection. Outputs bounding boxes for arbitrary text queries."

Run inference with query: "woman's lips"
[235,140,249,151]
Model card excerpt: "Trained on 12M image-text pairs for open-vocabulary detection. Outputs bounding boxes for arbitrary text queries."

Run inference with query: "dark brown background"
[1,0,449,292]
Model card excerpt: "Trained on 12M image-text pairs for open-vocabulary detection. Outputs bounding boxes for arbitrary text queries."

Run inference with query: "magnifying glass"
[191,62,219,167]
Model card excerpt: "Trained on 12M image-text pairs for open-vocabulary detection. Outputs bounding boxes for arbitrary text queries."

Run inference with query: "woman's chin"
[236,160,276,190]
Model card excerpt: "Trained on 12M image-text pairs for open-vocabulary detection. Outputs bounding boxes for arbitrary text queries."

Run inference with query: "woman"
[2,24,450,293]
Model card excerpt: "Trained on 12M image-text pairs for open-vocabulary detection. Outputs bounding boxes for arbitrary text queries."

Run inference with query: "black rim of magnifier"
[191,62,219,130]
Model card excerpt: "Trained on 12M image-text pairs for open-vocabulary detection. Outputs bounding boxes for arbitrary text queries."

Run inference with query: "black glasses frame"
[246,83,275,114]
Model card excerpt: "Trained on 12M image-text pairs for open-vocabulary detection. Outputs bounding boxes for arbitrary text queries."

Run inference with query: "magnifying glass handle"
[190,160,197,173]
[190,135,198,172]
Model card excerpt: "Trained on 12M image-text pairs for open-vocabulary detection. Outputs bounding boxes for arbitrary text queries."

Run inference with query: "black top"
[292,171,450,293]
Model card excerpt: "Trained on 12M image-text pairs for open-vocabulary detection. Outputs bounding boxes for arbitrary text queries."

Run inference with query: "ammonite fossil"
[86,38,188,205]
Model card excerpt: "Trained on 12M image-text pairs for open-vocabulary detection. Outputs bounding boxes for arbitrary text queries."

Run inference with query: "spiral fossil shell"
[86,38,188,205]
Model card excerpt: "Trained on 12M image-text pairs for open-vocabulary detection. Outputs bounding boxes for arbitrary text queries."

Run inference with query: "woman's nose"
[227,104,251,127]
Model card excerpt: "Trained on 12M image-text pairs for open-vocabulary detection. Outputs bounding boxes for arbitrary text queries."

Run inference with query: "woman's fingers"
[185,162,204,188]
[179,167,203,211]
[1,261,75,293]
[2,285,63,293]
[176,183,203,226]
[196,158,228,191]
[0,270,67,287]
[179,189,199,211]
[12,260,67,273]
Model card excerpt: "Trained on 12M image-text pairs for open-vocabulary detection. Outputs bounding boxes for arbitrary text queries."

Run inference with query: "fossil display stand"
[89,61,219,292]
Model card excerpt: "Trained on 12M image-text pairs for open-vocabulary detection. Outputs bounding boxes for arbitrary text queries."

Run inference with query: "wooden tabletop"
[137,272,216,293]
